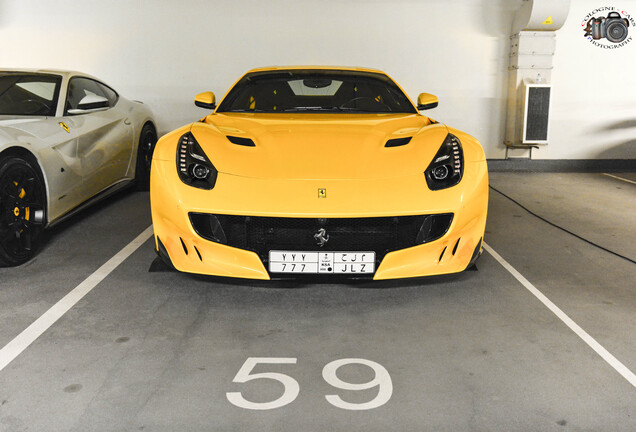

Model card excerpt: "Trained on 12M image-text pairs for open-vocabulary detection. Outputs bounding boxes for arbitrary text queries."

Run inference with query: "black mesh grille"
[190,213,453,265]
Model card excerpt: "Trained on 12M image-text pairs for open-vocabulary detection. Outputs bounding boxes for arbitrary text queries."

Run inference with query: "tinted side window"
[96,82,118,106]
[65,77,117,114]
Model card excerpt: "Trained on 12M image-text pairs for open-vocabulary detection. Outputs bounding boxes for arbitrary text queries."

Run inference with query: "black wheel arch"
[137,120,158,168]
[141,121,157,141]
[134,121,158,191]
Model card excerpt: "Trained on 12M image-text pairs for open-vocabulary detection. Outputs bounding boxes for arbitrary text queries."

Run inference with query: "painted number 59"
[226,357,392,411]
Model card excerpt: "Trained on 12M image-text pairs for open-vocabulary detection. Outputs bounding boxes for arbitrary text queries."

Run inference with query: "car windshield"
[0,73,62,116]
[217,70,417,114]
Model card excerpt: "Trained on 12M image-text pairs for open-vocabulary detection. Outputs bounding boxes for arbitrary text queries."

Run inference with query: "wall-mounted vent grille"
[523,84,551,144]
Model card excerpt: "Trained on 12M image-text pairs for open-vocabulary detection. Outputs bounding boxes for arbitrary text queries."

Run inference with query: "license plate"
[269,251,375,274]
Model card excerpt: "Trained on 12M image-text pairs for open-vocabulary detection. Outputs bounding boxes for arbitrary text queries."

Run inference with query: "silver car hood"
[0,116,52,145]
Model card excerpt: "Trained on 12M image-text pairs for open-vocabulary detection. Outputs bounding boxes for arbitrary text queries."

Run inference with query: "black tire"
[0,156,47,266]
[135,124,157,191]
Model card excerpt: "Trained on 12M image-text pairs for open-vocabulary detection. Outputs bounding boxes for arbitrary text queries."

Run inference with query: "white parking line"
[603,173,636,185]
[484,242,636,388]
[0,225,153,372]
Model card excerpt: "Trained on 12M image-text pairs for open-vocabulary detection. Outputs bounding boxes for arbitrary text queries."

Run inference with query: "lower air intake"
[189,213,453,265]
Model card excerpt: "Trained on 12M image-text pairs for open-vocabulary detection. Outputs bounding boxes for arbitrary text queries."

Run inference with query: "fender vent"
[385,137,412,147]
[439,246,447,262]
[180,237,188,255]
[227,136,255,147]
[452,238,461,255]
[194,245,203,261]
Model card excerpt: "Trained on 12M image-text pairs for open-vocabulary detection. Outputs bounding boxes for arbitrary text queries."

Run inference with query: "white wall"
[549,0,636,159]
[1,0,634,160]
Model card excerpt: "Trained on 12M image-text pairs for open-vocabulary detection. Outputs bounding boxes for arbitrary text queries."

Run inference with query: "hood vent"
[226,136,255,147]
[385,137,412,147]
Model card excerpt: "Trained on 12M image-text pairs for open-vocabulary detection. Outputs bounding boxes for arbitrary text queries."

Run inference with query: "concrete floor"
[0,172,634,431]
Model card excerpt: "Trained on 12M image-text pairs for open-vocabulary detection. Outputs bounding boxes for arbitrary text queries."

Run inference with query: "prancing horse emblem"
[314,228,329,247]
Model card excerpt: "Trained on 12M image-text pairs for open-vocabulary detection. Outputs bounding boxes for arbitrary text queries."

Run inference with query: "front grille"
[190,213,453,265]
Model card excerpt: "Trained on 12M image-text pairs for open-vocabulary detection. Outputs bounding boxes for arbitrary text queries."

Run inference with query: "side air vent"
[439,246,447,262]
[180,237,188,255]
[227,136,256,147]
[385,137,412,147]
[193,245,203,261]
[452,238,461,255]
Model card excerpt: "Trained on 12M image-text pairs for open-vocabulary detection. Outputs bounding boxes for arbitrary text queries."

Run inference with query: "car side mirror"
[195,91,216,109]
[417,93,439,110]
[68,94,109,114]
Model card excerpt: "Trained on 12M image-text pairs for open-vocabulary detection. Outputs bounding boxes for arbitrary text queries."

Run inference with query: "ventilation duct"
[504,0,571,157]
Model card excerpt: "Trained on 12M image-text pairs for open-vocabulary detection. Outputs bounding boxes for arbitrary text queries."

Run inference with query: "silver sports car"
[0,69,157,266]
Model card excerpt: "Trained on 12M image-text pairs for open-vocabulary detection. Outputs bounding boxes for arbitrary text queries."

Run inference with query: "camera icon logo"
[584,11,630,43]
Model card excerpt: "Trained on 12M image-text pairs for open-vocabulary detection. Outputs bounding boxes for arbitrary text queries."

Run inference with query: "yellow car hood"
[189,113,448,180]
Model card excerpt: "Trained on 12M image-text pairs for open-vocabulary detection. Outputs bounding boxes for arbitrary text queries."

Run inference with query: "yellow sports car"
[150,67,488,280]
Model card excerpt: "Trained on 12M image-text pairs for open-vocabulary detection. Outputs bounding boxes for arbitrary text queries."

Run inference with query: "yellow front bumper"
[149,159,488,280]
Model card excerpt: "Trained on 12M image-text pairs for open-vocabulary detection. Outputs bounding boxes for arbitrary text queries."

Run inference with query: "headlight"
[424,133,463,190]
[176,132,218,190]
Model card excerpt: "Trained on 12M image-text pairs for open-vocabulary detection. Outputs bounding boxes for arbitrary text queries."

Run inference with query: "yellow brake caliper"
[13,182,29,220]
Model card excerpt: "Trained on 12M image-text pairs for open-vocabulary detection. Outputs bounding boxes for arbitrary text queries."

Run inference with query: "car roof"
[0,68,99,80]
[245,66,387,75]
